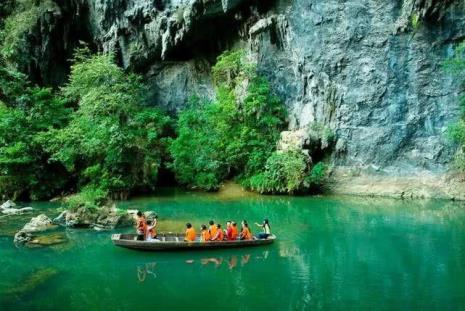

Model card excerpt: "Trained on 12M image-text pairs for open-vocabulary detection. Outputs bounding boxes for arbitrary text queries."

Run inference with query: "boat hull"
[111,233,276,251]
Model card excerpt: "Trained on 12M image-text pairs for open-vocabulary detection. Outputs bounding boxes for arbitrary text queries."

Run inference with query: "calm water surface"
[1,189,465,310]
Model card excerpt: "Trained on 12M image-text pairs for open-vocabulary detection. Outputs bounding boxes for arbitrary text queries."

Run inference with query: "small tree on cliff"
[444,42,465,170]
[169,50,287,191]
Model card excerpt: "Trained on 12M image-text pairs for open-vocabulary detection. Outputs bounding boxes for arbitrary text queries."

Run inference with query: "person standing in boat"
[211,224,224,241]
[185,223,196,241]
[146,214,158,241]
[136,211,147,241]
[254,219,271,239]
[200,224,211,242]
[239,220,252,240]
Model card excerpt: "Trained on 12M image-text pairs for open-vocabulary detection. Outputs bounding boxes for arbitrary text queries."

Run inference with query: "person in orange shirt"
[239,220,252,240]
[209,220,217,238]
[184,223,196,242]
[200,224,211,242]
[230,222,239,240]
[211,224,224,241]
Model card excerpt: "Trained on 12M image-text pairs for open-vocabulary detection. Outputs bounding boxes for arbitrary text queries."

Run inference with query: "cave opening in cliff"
[164,0,278,63]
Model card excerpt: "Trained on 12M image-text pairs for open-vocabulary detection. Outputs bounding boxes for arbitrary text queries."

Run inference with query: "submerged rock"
[27,233,67,247]
[4,268,59,299]
[1,206,34,215]
[0,200,33,215]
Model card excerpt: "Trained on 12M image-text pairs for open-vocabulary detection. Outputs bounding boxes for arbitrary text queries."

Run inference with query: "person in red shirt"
[211,224,224,241]
[225,221,233,240]
[136,211,147,241]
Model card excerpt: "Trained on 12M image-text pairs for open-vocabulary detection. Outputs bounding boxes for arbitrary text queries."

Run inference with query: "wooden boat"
[111,233,276,251]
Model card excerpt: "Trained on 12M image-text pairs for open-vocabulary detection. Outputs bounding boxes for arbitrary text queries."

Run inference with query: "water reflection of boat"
[112,233,276,251]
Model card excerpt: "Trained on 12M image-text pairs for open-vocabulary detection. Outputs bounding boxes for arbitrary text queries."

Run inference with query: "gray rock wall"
[250,0,465,178]
[13,0,465,197]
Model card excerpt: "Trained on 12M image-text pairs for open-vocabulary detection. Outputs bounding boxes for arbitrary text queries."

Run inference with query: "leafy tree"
[245,150,309,194]
[0,63,72,199]
[169,50,287,191]
[244,149,328,195]
[38,48,171,200]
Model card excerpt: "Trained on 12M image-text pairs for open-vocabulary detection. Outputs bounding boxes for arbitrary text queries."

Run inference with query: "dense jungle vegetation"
[0,1,329,207]
[0,47,328,206]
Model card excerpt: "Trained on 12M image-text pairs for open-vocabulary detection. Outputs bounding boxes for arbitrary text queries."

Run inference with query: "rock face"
[11,0,465,198]
[248,0,465,198]
[53,206,135,229]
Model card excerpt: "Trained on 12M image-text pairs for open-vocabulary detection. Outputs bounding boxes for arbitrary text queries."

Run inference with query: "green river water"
[1,189,465,310]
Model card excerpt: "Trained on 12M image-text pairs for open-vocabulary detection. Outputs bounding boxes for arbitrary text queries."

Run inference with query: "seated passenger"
[200,224,211,242]
[254,218,271,239]
[230,222,239,240]
[209,220,217,238]
[239,220,252,240]
[136,211,147,241]
[184,223,196,242]
[225,221,233,240]
[147,214,158,241]
[211,224,224,241]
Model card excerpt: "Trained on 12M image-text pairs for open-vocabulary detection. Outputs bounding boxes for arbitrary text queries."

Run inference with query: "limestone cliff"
[7,0,465,199]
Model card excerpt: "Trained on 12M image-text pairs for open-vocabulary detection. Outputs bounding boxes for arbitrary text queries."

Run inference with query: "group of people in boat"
[185,219,271,242]
[135,211,271,242]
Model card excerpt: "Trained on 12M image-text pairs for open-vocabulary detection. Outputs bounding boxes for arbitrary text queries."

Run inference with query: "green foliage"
[64,186,108,211]
[246,150,309,194]
[444,43,465,170]
[212,50,255,89]
[0,0,16,28]
[39,49,171,200]
[411,13,420,30]
[0,58,30,105]
[246,150,328,195]
[169,50,287,191]
[0,65,72,200]
[305,162,328,190]
[0,0,57,66]
[308,122,335,148]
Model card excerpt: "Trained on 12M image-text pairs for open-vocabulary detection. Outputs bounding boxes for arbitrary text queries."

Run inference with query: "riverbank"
[329,167,465,200]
